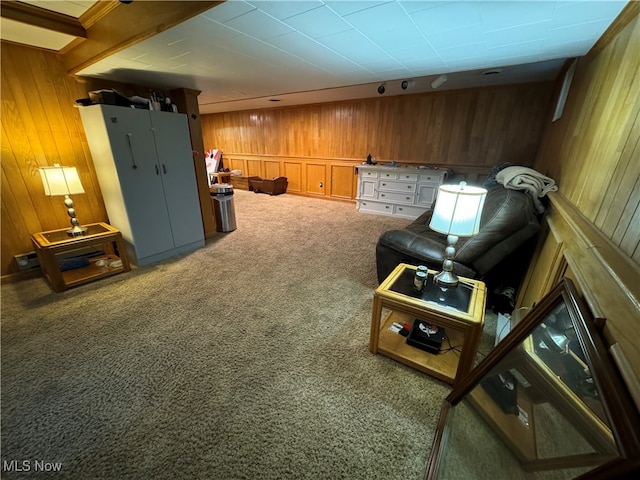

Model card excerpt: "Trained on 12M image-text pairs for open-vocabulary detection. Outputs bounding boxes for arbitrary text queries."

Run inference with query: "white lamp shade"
[39,165,85,196]
[429,183,487,237]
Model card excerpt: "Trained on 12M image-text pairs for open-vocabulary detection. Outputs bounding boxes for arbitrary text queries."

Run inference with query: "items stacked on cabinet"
[356,165,447,219]
[79,104,204,267]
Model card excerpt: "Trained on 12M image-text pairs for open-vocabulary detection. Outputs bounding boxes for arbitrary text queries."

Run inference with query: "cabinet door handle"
[126,133,138,169]
[407,185,412,189]
[155,165,159,175]
[162,164,167,174]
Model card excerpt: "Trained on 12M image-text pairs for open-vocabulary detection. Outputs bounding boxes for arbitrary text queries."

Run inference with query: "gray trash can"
[210,184,237,232]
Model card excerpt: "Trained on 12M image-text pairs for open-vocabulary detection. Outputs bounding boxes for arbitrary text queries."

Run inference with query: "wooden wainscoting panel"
[246,159,262,177]
[330,164,357,200]
[264,160,281,179]
[305,163,326,196]
[228,157,244,173]
[283,162,302,192]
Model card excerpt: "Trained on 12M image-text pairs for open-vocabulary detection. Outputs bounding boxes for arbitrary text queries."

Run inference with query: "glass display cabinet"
[425,279,640,479]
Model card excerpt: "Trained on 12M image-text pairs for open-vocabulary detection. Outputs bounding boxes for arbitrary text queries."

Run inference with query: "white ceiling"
[1,1,629,114]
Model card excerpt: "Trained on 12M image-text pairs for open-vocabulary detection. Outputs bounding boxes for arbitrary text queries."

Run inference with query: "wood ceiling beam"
[0,0,87,38]
[61,0,224,75]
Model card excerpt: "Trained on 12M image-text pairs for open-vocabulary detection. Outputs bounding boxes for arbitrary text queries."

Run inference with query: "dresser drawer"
[394,204,428,219]
[358,200,394,215]
[379,180,416,193]
[398,173,418,182]
[361,170,379,179]
[378,191,415,204]
[419,174,442,183]
[379,172,398,180]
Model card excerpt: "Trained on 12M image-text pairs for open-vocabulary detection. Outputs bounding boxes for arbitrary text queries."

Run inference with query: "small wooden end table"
[370,263,486,386]
[31,222,131,292]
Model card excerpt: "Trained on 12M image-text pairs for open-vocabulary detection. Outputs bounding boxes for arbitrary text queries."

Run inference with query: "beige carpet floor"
[1,190,497,480]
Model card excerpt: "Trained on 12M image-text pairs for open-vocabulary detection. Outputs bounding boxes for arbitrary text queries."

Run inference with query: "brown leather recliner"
[375,184,541,289]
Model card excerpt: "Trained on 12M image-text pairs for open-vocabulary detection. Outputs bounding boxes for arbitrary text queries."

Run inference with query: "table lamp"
[39,164,87,236]
[429,181,487,287]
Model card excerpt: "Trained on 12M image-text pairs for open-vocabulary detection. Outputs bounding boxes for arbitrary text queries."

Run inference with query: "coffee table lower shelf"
[377,310,462,384]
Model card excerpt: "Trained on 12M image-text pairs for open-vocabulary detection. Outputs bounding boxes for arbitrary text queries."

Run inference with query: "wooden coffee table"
[370,263,486,386]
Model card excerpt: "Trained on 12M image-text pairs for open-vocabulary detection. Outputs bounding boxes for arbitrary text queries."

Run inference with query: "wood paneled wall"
[201,82,554,168]
[534,15,640,263]
[522,9,640,404]
[1,42,108,276]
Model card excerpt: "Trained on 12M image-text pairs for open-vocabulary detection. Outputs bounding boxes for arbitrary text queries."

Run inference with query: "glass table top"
[38,223,112,244]
[388,268,474,314]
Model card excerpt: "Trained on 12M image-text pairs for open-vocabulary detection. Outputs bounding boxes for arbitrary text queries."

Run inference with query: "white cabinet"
[356,165,447,219]
[79,104,204,266]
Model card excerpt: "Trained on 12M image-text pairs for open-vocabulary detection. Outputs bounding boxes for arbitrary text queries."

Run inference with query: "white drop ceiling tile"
[343,1,413,33]
[224,8,294,40]
[487,39,545,58]
[439,42,489,61]
[477,1,555,31]
[444,55,491,70]
[324,1,392,17]
[386,45,441,64]
[366,28,436,57]
[425,24,488,50]
[317,29,390,63]
[248,0,324,20]
[200,1,256,23]
[484,21,551,48]
[401,57,448,73]
[284,5,352,39]
[399,1,451,15]
[411,2,483,35]
[546,19,611,44]
[551,1,627,27]
[223,34,283,61]
[267,32,359,70]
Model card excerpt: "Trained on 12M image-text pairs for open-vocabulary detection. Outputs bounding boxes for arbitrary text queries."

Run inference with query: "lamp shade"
[39,165,85,196]
[429,182,487,237]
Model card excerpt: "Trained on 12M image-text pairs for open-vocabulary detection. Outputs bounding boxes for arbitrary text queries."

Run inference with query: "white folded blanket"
[496,166,558,213]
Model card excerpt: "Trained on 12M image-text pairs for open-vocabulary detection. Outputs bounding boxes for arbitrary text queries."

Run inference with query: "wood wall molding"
[60,1,223,75]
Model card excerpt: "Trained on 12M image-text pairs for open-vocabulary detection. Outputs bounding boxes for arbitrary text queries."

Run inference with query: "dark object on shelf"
[58,256,90,271]
[480,372,519,415]
[75,98,92,106]
[249,177,288,195]
[88,89,133,107]
[406,319,444,354]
